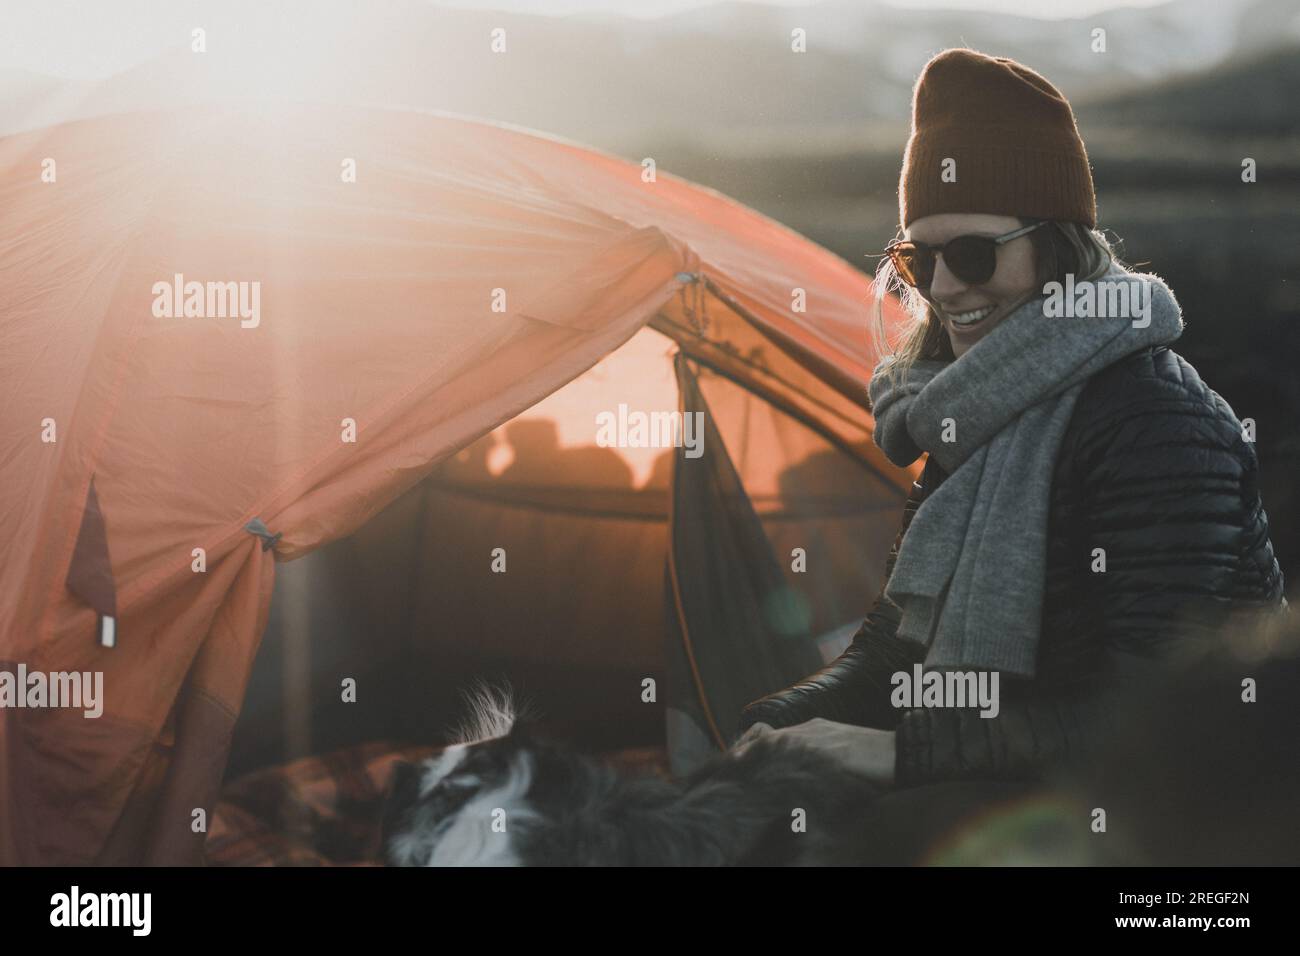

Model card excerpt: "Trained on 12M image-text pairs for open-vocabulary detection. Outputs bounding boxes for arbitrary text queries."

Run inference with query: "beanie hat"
[898,48,1096,229]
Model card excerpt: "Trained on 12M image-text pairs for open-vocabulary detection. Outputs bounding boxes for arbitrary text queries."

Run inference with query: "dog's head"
[382,682,551,866]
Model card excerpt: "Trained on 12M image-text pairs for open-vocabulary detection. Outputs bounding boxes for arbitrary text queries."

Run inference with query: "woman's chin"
[945,318,995,357]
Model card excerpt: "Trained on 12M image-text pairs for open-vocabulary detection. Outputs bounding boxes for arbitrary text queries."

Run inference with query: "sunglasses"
[882,221,1047,289]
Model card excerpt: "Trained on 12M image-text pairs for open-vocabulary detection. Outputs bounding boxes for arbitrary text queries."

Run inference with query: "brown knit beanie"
[898,48,1096,229]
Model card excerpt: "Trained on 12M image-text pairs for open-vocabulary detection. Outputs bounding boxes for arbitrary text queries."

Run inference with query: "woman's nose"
[929,254,968,303]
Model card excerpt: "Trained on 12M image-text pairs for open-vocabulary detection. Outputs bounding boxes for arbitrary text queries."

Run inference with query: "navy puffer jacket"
[738,345,1286,786]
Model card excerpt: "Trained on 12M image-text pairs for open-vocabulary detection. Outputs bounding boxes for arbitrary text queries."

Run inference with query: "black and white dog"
[381,684,882,866]
[382,637,1300,867]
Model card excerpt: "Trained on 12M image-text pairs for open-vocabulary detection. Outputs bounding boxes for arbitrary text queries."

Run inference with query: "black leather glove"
[735,596,924,740]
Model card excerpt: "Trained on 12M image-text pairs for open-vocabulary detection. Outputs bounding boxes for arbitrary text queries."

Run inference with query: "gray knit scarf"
[868,263,1184,677]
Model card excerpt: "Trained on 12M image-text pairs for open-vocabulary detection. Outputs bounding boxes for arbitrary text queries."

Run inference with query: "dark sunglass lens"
[944,236,997,285]
[893,246,933,287]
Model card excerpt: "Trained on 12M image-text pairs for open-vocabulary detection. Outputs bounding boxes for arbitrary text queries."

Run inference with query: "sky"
[432,0,1170,17]
[1,0,1176,80]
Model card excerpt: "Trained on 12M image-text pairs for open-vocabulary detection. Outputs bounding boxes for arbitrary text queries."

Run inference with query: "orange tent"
[0,102,913,864]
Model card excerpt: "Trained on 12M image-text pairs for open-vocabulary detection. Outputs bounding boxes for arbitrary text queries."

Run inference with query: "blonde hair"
[870,220,1123,383]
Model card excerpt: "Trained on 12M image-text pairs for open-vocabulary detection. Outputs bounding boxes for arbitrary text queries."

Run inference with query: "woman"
[734,49,1285,791]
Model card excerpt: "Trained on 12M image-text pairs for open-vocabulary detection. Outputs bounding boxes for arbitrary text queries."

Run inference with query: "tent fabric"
[0,102,911,865]
[223,327,911,787]
[666,353,826,769]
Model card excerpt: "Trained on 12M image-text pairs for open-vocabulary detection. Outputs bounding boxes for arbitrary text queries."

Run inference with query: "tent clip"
[675,271,710,337]
[244,518,282,552]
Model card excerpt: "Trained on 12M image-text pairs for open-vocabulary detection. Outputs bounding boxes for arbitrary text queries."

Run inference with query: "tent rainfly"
[0,103,914,865]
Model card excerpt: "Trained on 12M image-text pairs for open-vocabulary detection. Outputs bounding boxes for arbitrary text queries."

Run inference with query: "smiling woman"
[737,48,1285,800]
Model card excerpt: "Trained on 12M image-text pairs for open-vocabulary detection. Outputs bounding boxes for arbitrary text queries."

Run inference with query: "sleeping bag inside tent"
[0,103,913,865]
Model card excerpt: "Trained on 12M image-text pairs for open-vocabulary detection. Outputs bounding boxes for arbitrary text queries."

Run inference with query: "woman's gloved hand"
[734,601,923,745]
[735,641,884,739]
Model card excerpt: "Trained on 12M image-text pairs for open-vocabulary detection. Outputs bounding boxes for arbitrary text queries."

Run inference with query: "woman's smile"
[942,303,1000,333]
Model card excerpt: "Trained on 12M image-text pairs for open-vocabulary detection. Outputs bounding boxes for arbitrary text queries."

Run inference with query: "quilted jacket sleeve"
[894,350,1286,786]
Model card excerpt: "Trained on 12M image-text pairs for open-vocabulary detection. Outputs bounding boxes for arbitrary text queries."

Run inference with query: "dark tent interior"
[226,327,909,780]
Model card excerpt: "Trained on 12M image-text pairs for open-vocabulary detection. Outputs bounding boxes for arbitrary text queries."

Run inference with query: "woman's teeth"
[948,305,996,328]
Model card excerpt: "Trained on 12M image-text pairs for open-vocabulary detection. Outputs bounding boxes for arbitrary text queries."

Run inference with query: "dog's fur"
[383,637,1300,866]
[382,683,882,866]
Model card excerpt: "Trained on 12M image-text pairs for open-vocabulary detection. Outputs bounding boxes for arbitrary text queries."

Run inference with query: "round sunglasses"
[882,221,1047,289]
